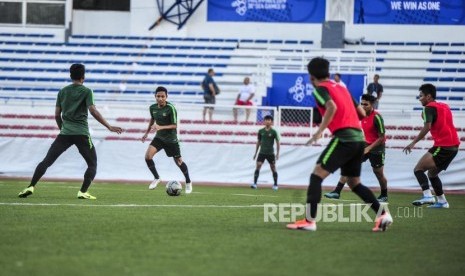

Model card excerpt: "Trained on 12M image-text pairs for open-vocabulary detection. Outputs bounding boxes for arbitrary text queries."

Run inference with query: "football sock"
[352,184,382,214]
[437,194,447,203]
[429,176,444,197]
[273,172,278,186]
[423,189,433,197]
[80,165,96,193]
[414,170,430,192]
[380,188,388,197]
[145,159,160,179]
[306,174,323,220]
[80,178,92,193]
[29,161,48,187]
[333,181,345,194]
[254,170,259,184]
[178,162,191,183]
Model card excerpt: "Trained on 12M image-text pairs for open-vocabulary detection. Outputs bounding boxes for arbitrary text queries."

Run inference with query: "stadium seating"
[0,33,464,148]
[1,35,464,111]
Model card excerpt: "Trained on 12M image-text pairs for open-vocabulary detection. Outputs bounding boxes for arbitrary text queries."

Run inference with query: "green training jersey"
[150,102,178,143]
[56,83,94,136]
[258,127,280,155]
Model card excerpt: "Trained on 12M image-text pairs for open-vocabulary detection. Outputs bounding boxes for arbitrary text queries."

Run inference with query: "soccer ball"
[166,180,182,196]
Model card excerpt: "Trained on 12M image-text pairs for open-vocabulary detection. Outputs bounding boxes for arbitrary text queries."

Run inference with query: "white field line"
[0,202,375,208]
[0,202,266,208]
[8,184,281,198]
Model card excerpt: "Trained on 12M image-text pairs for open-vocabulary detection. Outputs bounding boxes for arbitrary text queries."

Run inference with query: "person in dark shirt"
[251,115,280,191]
[201,68,220,121]
[366,74,383,109]
[18,64,123,200]
[142,86,193,194]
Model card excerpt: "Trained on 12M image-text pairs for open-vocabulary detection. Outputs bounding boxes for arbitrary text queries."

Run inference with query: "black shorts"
[362,151,385,168]
[428,146,458,171]
[203,94,216,106]
[257,153,275,164]
[317,138,365,177]
[150,137,181,158]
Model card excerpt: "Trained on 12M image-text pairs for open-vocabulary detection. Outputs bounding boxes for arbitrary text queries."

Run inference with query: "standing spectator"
[366,74,383,109]
[403,84,460,208]
[18,64,123,200]
[333,73,347,88]
[233,77,255,122]
[201,68,220,121]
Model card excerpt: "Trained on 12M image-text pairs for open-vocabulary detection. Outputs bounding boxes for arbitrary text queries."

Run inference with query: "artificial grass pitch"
[0,180,464,276]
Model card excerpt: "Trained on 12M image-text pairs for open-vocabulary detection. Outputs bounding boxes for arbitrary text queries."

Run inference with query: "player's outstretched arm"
[141,118,155,142]
[152,123,176,132]
[88,105,123,134]
[306,100,337,145]
[403,122,431,154]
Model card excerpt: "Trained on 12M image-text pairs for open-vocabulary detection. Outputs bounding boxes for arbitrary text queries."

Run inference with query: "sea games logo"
[288,76,313,103]
[232,0,288,16]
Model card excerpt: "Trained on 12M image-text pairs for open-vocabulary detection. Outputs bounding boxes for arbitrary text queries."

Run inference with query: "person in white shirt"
[233,77,255,122]
[334,73,347,88]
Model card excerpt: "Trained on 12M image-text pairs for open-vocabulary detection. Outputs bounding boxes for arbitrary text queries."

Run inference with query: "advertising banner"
[354,0,465,25]
[208,0,325,23]
[268,73,365,107]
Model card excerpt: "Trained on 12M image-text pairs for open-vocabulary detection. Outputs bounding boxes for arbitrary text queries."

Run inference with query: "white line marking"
[7,185,281,197]
[0,202,381,208]
[0,202,265,208]
[231,193,279,198]
[325,198,359,202]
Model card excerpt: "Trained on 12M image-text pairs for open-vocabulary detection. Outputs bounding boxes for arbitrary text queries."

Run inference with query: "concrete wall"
[1,0,464,44]
[67,0,465,44]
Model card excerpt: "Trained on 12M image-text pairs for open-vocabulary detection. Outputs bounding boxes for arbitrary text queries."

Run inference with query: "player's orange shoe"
[286,219,317,231]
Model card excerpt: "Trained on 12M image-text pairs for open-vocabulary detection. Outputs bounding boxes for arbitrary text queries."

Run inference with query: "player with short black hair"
[18,64,123,199]
[403,83,460,208]
[287,57,392,232]
[325,93,389,201]
[251,115,280,191]
[142,86,192,194]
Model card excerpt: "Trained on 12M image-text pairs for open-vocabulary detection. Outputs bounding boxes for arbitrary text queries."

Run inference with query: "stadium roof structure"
[149,0,205,30]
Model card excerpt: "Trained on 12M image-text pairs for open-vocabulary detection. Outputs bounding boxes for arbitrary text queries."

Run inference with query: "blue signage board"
[354,0,465,25]
[266,73,365,107]
[207,0,325,23]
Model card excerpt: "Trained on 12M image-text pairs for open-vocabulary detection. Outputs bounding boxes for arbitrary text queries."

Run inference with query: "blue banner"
[354,0,465,25]
[207,0,325,23]
[266,73,365,107]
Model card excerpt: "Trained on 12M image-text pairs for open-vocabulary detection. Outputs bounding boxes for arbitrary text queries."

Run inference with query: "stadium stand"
[0,34,464,147]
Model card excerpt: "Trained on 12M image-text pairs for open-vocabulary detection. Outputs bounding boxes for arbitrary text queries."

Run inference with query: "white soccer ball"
[166,180,182,196]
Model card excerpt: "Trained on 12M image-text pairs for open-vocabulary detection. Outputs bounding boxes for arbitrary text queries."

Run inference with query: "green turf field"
[1,180,464,276]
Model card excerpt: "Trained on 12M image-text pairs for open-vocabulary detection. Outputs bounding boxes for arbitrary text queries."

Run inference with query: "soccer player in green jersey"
[251,115,280,191]
[142,86,192,194]
[18,64,123,200]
